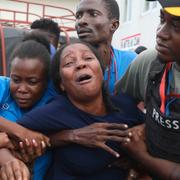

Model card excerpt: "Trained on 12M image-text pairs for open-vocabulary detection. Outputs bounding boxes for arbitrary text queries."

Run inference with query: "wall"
[112,0,161,50]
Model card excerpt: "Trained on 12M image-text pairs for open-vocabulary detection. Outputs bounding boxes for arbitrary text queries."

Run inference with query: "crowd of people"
[0,0,180,179]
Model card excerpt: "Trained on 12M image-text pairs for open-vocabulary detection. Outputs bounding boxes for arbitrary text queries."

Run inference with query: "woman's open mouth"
[76,74,92,84]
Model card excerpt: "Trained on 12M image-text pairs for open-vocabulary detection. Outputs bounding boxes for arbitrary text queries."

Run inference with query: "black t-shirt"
[18,93,144,180]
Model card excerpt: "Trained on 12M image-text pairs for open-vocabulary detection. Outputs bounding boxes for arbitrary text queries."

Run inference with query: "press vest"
[145,59,180,163]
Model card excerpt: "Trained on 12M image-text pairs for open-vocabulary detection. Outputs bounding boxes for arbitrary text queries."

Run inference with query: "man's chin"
[78,36,97,44]
[157,52,174,64]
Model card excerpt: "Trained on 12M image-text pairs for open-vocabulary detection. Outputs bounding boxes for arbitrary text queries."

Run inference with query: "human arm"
[0,148,30,180]
[134,152,180,180]
[17,95,144,158]
[0,116,50,147]
[0,116,50,163]
[122,126,180,180]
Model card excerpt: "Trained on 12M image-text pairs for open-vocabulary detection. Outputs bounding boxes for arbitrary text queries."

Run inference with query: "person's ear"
[110,19,119,33]
[60,83,65,92]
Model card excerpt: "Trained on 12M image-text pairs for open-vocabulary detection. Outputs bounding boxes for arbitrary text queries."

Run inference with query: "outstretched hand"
[71,122,132,157]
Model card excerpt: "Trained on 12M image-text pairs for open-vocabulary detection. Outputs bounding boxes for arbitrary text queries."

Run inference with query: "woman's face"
[10,57,47,109]
[59,43,104,101]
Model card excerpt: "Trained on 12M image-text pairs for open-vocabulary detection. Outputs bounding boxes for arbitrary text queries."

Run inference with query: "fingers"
[94,128,132,143]
[94,123,131,139]
[0,165,14,180]
[33,140,45,157]
[18,128,50,149]
[12,160,30,180]
[0,159,25,180]
[96,123,129,130]
[104,135,131,143]
[19,138,46,162]
[99,143,120,158]
[12,161,23,180]
[43,136,51,147]
[32,139,42,156]
[90,123,130,138]
[20,161,30,180]
[0,168,8,180]
[17,144,30,163]
[5,163,16,180]
[106,129,132,137]
[128,124,145,137]
[24,139,35,158]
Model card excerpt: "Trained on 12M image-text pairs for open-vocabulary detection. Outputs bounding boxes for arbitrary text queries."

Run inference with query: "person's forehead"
[62,43,92,56]
[12,57,40,64]
[77,0,106,12]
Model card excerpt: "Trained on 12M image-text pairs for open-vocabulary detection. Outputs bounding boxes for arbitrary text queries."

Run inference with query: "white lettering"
[152,108,156,118]
[173,121,179,130]
[155,111,159,122]
[165,119,172,129]
[151,107,179,130]
[160,116,165,127]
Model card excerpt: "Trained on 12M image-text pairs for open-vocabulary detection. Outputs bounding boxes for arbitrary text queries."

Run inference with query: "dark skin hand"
[12,141,45,164]
[50,122,132,158]
[7,130,49,164]
[17,138,46,163]
[122,124,180,180]
[0,117,50,161]
[108,124,152,179]
[15,122,132,161]
[0,117,50,150]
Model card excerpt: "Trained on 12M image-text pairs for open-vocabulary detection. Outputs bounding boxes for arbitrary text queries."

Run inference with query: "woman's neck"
[69,93,107,116]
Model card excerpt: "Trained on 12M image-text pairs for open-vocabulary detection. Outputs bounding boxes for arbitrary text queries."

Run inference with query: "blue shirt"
[104,47,136,94]
[0,76,54,180]
[18,94,144,180]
